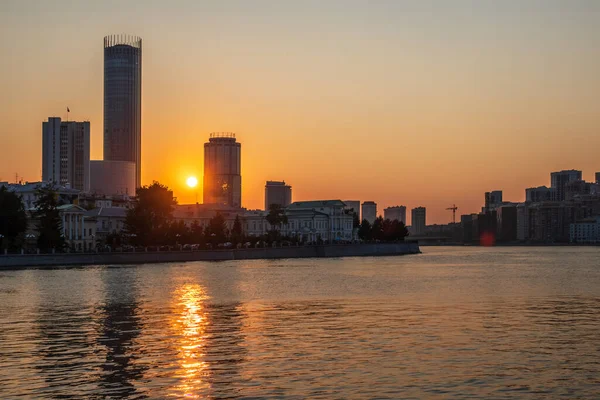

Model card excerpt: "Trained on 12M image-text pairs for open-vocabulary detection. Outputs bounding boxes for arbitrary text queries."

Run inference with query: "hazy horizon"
[1,0,599,224]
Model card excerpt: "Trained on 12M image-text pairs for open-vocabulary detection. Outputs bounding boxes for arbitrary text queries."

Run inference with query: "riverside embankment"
[0,242,420,268]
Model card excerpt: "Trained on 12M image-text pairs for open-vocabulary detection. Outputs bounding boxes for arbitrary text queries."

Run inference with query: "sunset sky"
[1,0,599,224]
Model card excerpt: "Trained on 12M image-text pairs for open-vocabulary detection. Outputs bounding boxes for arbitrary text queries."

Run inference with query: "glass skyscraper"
[103,35,142,188]
[203,133,242,207]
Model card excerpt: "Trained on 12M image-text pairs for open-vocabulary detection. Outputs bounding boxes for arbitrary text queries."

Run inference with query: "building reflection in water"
[169,283,210,398]
[96,268,147,398]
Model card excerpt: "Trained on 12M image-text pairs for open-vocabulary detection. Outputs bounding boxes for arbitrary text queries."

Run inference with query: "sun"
[186,176,198,188]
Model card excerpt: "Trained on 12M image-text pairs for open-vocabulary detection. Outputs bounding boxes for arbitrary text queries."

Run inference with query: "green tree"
[189,220,205,244]
[358,219,372,241]
[206,213,227,244]
[167,220,190,245]
[230,215,244,245]
[265,204,288,235]
[352,211,360,229]
[125,181,177,245]
[392,220,409,241]
[0,187,27,249]
[33,185,66,252]
[371,216,385,241]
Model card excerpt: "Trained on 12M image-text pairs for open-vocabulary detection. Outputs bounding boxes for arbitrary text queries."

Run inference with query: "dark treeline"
[357,217,409,242]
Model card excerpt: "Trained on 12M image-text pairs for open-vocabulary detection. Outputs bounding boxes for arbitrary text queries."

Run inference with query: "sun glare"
[187,176,198,188]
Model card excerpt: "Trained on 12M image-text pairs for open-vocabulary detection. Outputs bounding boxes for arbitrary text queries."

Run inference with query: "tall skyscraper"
[42,117,90,191]
[103,35,142,188]
[384,206,407,224]
[596,172,600,184]
[550,170,582,201]
[265,181,292,210]
[203,133,241,207]
[411,207,426,235]
[361,201,377,224]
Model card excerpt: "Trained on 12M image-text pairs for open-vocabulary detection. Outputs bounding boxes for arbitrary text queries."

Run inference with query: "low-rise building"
[0,181,80,210]
[85,207,127,242]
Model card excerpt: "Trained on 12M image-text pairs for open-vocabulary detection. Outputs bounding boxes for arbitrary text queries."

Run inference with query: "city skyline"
[1,1,600,224]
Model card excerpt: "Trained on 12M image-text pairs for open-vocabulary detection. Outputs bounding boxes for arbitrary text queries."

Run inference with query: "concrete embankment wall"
[0,243,420,269]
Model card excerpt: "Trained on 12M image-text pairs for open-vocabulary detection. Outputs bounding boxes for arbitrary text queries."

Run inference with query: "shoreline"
[0,243,421,269]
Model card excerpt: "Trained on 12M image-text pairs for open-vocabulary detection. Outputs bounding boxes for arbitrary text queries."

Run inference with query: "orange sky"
[1,1,599,224]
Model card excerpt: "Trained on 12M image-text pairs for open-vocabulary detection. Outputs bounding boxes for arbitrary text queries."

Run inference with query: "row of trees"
[357,217,409,242]
[123,183,289,247]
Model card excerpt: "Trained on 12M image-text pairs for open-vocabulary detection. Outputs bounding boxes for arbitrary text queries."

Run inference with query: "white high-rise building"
[42,117,90,191]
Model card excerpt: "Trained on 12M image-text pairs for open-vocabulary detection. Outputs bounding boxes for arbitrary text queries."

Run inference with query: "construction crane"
[446,204,458,224]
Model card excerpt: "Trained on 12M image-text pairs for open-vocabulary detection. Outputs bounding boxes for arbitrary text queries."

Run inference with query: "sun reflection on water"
[169,284,210,398]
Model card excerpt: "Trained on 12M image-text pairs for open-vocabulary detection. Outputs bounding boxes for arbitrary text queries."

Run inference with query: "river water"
[1,247,599,398]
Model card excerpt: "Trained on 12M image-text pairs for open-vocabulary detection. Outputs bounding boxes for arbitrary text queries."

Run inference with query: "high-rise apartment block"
[265,181,292,210]
[526,186,556,203]
[42,117,90,191]
[361,201,377,224]
[411,207,426,235]
[384,206,407,224]
[484,190,503,211]
[104,35,142,188]
[551,170,582,201]
[203,133,242,207]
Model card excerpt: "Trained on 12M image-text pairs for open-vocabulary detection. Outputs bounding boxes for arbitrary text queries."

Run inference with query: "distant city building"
[361,201,377,224]
[570,216,600,244]
[90,160,136,196]
[526,186,556,203]
[565,180,592,201]
[551,170,582,201]
[264,181,292,210]
[596,172,600,184]
[411,207,426,235]
[343,200,361,221]
[203,133,242,207]
[384,206,407,224]
[0,181,80,210]
[484,190,503,211]
[496,205,518,242]
[42,117,90,191]
[104,35,142,188]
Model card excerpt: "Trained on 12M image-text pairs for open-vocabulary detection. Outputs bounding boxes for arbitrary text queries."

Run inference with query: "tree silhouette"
[0,186,27,250]
[358,219,372,240]
[33,185,66,252]
[230,215,244,245]
[125,181,177,245]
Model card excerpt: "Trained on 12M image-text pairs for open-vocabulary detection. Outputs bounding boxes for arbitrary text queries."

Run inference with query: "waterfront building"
[343,200,361,221]
[77,193,133,209]
[526,186,556,203]
[203,133,242,207]
[411,207,426,235]
[283,200,354,243]
[570,216,600,244]
[384,206,407,224]
[0,181,79,210]
[104,35,142,188]
[361,201,377,224]
[551,170,582,201]
[42,117,90,191]
[516,203,530,241]
[265,181,292,210]
[89,160,136,196]
[85,207,127,243]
